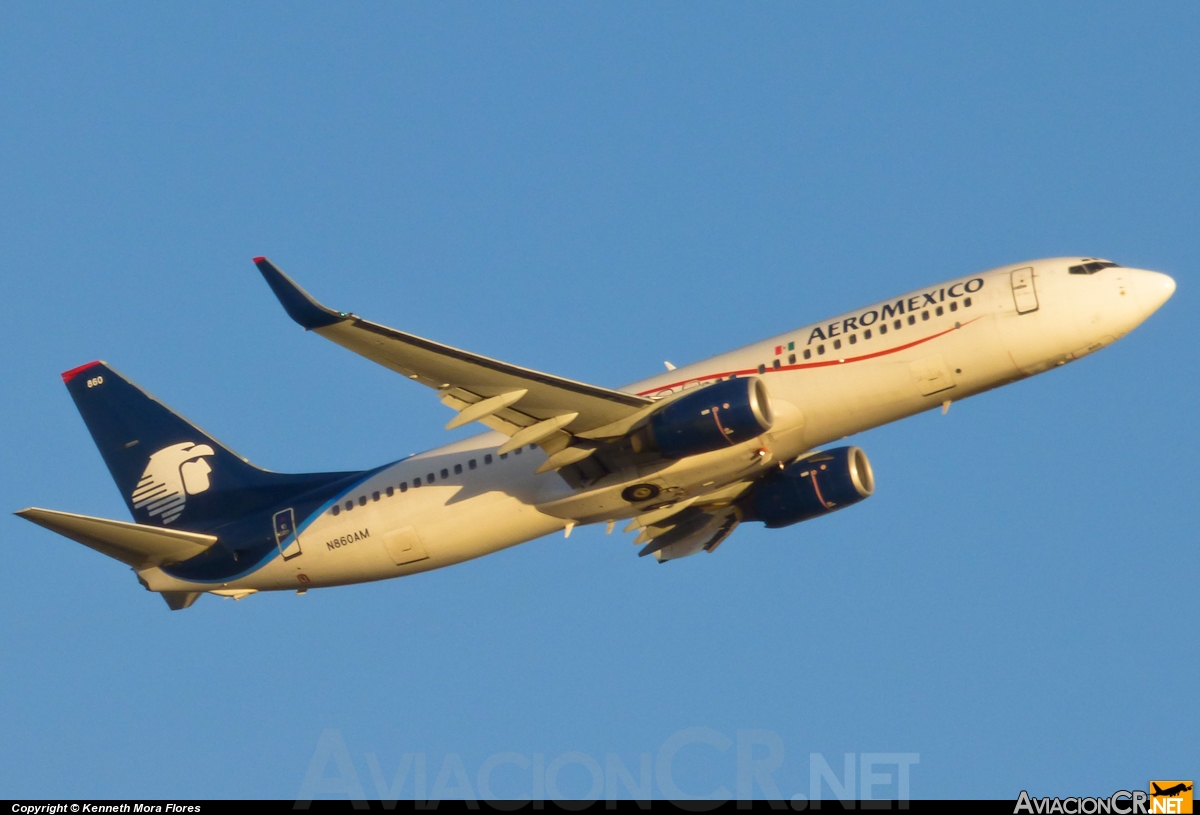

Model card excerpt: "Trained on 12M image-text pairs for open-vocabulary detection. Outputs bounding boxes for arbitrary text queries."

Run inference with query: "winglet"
[253,257,345,330]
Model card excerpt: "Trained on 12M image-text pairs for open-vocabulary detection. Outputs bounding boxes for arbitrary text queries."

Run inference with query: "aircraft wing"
[255,258,655,472]
[634,503,741,562]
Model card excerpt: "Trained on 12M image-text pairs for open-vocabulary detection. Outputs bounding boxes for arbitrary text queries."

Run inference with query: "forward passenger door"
[1011,268,1039,314]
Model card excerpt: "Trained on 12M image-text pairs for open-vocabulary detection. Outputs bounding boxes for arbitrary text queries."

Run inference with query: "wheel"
[621,483,661,503]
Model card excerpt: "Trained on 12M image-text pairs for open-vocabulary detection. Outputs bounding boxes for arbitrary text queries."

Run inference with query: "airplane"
[1151,783,1193,797]
[16,256,1175,610]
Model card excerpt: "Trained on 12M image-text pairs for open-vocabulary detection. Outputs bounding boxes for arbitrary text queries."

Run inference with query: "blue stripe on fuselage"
[159,463,397,584]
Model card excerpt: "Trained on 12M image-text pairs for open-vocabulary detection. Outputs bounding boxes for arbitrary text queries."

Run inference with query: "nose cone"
[1131,270,1176,315]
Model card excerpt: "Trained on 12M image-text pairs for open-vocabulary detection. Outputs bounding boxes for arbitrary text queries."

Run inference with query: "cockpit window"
[1069,259,1121,275]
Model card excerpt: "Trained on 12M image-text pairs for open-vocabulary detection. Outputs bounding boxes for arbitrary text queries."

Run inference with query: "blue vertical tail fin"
[62,361,353,532]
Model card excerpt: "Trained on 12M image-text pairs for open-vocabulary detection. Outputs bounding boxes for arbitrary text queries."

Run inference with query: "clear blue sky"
[1,2,1195,801]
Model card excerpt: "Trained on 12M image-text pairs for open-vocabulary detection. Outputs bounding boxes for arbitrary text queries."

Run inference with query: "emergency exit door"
[1011,267,1039,314]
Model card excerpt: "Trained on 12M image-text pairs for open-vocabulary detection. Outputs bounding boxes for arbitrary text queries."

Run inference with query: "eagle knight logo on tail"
[130,442,215,524]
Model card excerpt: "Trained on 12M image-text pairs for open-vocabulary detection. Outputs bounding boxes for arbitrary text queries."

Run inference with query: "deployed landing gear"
[621,483,661,503]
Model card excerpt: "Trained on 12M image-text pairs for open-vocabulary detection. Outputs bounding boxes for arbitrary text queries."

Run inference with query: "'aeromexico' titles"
[806,277,985,345]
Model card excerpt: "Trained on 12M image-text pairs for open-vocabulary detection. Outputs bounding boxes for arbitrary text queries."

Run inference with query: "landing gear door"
[273,508,302,560]
[1011,267,1039,314]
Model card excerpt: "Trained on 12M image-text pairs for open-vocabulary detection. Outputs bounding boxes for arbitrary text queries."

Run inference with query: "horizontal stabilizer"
[15,508,218,569]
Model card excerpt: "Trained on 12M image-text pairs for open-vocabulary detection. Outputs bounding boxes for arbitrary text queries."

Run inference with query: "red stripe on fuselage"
[636,317,980,396]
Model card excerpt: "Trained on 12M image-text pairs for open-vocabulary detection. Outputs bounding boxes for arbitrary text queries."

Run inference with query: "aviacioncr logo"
[131,441,216,524]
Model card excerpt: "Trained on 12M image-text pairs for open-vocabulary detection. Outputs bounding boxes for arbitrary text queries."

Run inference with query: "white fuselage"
[140,257,1175,595]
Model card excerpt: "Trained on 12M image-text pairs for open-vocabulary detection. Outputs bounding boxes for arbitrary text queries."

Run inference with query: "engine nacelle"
[748,446,875,528]
[637,377,774,459]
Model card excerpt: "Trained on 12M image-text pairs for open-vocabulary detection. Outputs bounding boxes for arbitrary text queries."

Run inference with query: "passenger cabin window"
[964,297,973,307]
[833,339,841,350]
[803,349,812,360]
[880,323,888,334]
[936,306,944,316]
[372,491,380,502]
[848,334,857,345]
[441,468,449,478]
[950,301,958,312]
[485,454,493,464]
[500,453,508,460]
[758,364,766,374]
[386,486,394,497]
[469,459,477,470]
[772,359,781,369]
[400,482,408,492]
[454,464,463,474]
[864,329,872,339]
[428,472,435,482]
[358,496,367,507]
[788,353,796,364]
[345,500,354,511]
[817,344,826,355]
[894,319,902,330]
[513,447,521,455]
[907,315,916,325]
[413,477,421,487]
[921,310,929,321]
[332,505,340,516]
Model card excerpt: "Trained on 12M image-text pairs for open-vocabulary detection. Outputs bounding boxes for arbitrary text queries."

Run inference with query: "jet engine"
[633,377,774,459]
[747,446,875,528]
